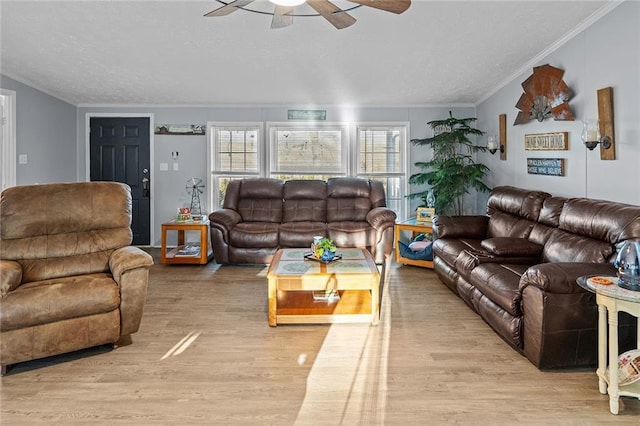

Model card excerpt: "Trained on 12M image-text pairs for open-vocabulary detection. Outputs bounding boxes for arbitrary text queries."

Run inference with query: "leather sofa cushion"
[236,179,283,223]
[486,186,549,221]
[229,223,280,248]
[487,211,536,239]
[537,197,566,227]
[326,178,372,222]
[279,222,327,247]
[433,238,483,269]
[470,263,529,316]
[283,180,327,223]
[560,198,640,244]
[481,237,543,257]
[0,273,119,331]
[542,229,613,263]
[327,222,376,248]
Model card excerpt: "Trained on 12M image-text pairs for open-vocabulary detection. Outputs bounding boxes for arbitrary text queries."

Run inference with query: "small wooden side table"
[577,275,640,414]
[161,219,212,265]
[394,218,434,269]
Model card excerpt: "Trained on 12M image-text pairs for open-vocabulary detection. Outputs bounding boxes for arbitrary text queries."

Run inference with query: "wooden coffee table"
[267,248,380,326]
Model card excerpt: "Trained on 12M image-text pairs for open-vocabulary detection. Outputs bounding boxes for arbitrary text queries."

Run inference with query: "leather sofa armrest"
[209,209,242,231]
[433,215,489,239]
[366,207,397,229]
[519,262,616,294]
[109,246,154,283]
[109,246,154,335]
[0,260,23,299]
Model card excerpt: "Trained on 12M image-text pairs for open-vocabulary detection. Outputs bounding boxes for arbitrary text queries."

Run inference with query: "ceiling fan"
[204,0,411,30]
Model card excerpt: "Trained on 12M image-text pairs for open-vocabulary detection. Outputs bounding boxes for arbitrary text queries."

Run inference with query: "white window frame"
[266,121,350,179]
[207,122,263,209]
[354,122,409,220]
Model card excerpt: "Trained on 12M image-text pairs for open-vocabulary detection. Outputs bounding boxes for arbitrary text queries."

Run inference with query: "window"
[208,123,262,208]
[208,121,409,219]
[268,122,348,181]
[356,124,407,219]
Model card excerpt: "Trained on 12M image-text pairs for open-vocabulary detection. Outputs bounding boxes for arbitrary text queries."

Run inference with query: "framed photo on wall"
[416,207,436,223]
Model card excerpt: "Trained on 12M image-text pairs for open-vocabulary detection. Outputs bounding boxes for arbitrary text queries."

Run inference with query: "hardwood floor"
[2,249,639,424]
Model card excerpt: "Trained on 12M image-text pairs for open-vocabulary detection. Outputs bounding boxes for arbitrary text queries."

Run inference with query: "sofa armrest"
[433,215,489,239]
[209,209,242,231]
[0,260,23,299]
[109,246,154,283]
[366,207,397,229]
[519,262,616,294]
[109,246,154,335]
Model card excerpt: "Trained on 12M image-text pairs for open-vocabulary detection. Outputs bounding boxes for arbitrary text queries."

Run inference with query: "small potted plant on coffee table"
[314,237,337,262]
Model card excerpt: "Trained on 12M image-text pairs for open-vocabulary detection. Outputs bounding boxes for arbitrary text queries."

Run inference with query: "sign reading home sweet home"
[527,158,566,176]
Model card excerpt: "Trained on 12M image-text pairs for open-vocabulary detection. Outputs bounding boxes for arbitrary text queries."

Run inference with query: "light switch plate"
[159,163,168,171]
[173,162,179,171]
[19,154,27,164]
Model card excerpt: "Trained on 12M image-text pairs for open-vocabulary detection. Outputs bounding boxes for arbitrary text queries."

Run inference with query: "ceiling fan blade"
[348,0,411,14]
[204,0,256,17]
[307,0,357,30]
[271,5,294,29]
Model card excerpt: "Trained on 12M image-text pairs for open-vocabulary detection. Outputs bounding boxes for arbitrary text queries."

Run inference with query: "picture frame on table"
[416,207,436,223]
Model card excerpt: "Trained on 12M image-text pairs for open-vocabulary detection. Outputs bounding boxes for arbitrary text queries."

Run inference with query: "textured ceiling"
[0,1,612,106]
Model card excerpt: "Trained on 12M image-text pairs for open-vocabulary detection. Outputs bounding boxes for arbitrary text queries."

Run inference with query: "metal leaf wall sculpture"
[514,64,574,125]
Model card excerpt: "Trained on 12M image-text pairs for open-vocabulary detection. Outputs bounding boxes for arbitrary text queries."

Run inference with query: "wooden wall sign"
[597,87,616,160]
[527,158,565,176]
[524,132,568,151]
[499,114,507,160]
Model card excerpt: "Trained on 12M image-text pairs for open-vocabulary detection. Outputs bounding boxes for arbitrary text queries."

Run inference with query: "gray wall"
[476,0,640,209]
[0,75,77,185]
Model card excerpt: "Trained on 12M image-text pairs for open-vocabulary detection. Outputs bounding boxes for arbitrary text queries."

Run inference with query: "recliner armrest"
[433,215,489,239]
[0,260,23,299]
[109,246,154,283]
[209,209,242,231]
[366,207,397,229]
[519,262,616,294]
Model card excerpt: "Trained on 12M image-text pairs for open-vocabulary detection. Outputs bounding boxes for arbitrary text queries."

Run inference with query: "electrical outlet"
[173,162,179,171]
[159,163,168,171]
[19,154,27,164]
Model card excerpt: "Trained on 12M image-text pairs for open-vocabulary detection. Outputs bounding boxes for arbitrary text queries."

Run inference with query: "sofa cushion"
[327,222,376,248]
[542,229,613,263]
[279,222,327,247]
[486,186,549,221]
[283,180,327,223]
[481,237,543,257]
[326,178,372,222]
[470,263,529,316]
[0,273,120,331]
[487,211,536,239]
[560,198,640,244]
[236,179,283,223]
[433,238,483,269]
[229,223,280,248]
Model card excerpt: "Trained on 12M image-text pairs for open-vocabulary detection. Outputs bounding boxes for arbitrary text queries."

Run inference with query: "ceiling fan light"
[269,0,306,6]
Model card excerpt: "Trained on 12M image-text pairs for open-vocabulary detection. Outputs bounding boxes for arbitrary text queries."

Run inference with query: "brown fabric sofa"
[0,182,154,374]
[209,177,397,264]
[432,186,640,369]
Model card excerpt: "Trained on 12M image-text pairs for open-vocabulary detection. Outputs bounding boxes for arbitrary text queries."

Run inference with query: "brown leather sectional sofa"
[432,186,640,369]
[208,177,397,265]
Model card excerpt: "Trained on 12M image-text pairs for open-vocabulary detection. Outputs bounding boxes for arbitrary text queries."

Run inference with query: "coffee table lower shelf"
[274,290,373,325]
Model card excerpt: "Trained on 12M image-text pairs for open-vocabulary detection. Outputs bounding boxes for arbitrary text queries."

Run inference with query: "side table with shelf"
[161,219,212,265]
[577,275,640,414]
[394,218,434,269]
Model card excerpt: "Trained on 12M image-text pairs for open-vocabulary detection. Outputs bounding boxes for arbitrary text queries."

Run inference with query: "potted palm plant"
[408,111,491,215]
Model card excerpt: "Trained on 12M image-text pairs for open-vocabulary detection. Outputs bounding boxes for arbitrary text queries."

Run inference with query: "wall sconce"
[487,135,504,155]
[581,119,612,151]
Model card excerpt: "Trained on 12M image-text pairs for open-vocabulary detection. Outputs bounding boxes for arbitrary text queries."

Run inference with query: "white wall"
[476,0,640,206]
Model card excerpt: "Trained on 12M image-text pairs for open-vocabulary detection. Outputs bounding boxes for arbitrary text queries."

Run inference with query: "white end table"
[577,275,640,414]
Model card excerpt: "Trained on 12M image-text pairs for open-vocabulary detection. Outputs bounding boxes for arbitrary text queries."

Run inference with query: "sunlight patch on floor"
[160,330,202,360]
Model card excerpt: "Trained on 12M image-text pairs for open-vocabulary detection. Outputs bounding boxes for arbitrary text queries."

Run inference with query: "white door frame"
[85,112,155,246]
[1,89,17,190]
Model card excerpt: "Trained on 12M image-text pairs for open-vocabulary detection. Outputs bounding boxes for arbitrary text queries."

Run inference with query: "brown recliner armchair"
[0,182,154,374]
